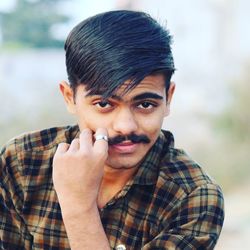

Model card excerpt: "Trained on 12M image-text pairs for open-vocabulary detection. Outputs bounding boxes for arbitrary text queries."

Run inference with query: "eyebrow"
[86,91,163,101]
[131,92,163,102]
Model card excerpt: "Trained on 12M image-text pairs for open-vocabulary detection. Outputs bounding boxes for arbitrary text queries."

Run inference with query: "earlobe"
[59,81,76,114]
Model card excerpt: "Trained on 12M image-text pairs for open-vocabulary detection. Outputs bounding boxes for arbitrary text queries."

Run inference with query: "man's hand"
[52,128,108,212]
[52,128,111,249]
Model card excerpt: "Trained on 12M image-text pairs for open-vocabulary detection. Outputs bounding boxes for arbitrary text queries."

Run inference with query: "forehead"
[83,74,166,99]
[117,74,166,96]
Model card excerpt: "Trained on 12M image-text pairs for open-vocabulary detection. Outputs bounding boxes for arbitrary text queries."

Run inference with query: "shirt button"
[116,244,126,250]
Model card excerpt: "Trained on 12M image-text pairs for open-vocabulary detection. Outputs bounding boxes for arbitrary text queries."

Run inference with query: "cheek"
[74,105,91,130]
[138,113,165,135]
[76,108,113,132]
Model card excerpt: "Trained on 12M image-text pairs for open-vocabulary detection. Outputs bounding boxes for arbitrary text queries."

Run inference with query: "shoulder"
[156,141,224,218]
[0,124,79,175]
[1,125,79,154]
[0,125,79,190]
[158,132,221,195]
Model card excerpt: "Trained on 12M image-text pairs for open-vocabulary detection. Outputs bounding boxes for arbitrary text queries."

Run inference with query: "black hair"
[64,10,175,98]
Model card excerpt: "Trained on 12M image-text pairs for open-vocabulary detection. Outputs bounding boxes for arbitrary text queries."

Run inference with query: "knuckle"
[80,128,92,136]
[82,128,92,133]
[71,138,79,143]
[59,142,68,148]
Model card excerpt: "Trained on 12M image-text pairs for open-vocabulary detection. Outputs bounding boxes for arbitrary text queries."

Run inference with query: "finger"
[79,128,93,152]
[55,143,70,155]
[93,128,108,156]
[67,138,80,152]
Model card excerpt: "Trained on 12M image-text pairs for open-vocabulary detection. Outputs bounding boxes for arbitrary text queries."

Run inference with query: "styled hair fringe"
[65,10,175,98]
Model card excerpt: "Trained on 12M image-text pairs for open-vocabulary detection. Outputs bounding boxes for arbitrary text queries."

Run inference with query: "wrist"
[55,190,98,212]
[59,198,99,218]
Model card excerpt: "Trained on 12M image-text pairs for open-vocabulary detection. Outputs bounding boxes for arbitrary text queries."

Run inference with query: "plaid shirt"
[0,125,224,250]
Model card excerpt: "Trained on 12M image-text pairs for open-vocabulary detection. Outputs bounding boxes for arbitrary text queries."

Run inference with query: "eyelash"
[94,101,112,108]
[93,100,158,112]
[136,101,158,109]
[93,100,113,112]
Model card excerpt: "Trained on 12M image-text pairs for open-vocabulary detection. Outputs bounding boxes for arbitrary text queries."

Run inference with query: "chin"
[106,157,141,170]
[106,141,156,169]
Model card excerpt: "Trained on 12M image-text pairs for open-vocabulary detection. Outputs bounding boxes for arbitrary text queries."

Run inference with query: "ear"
[164,81,176,116]
[59,81,76,114]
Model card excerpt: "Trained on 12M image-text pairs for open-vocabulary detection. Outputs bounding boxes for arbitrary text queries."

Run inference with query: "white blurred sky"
[0,0,116,21]
[0,0,16,11]
[0,0,117,40]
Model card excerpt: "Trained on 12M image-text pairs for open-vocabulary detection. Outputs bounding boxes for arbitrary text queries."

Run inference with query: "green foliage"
[215,66,250,143]
[211,64,250,190]
[0,0,70,48]
[191,63,250,192]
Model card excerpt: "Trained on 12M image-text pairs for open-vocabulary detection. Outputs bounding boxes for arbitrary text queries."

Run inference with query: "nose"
[113,108,138,135]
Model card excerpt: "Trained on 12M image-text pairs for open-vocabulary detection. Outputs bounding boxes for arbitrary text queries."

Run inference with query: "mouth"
[110,141,139,154]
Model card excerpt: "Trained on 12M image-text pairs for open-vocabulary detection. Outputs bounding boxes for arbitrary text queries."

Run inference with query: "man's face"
[61,74,175,170]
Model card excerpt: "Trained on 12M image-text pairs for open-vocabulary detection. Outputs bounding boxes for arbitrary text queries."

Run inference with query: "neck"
[97,165,138,208]
[102,164,138,187]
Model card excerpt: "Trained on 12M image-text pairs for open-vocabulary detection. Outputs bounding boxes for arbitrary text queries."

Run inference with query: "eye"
[93,100,114,112]
[95,100,111,108]
[137,101,157,109]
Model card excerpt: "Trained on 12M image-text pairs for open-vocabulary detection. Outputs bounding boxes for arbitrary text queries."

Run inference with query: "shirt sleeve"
[0,140,33,250]
[142,183,224,250]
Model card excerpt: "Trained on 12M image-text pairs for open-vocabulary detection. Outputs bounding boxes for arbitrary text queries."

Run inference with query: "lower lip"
[110,143,138,154]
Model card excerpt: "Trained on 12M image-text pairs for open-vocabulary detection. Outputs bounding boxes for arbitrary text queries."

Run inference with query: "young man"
[0,10,224,250]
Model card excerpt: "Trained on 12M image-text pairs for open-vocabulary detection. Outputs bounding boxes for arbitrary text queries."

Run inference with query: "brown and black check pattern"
[0,125,224,249]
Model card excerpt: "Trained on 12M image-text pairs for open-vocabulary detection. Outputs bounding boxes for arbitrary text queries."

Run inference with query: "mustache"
[108,133,150,146]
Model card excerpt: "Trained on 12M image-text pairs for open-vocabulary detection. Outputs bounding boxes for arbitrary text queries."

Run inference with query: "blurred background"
[0,0,249,249]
